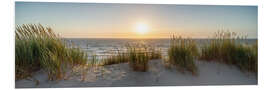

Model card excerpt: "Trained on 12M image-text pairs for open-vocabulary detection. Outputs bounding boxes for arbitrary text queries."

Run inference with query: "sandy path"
[15,60,257,88]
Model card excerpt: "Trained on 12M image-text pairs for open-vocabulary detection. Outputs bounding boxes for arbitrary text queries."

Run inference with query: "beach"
[15,59,257,88]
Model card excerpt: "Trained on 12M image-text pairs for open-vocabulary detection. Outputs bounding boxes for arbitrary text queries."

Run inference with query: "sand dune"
[15,60,257,88]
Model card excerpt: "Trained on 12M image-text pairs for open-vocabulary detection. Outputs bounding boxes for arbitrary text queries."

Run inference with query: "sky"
[15,2,258,38]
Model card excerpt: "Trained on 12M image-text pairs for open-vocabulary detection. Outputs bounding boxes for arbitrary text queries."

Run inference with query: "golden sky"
[16,2,258,39]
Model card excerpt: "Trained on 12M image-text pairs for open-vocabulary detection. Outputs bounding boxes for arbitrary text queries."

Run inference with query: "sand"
[15,60,257,88]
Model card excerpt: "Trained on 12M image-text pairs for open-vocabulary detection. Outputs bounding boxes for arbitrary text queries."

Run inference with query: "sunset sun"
[135,22,149,34]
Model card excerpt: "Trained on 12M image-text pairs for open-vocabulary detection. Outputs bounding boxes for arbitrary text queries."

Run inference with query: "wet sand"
[15,60,257,88]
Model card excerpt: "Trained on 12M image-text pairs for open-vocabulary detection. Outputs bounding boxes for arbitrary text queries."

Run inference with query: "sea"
[63,38,257,60]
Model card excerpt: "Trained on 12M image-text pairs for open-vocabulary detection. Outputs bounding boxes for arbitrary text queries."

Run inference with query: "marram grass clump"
[101,43,162,72]
[200,31,257,73]
[101,51,129,66]
[126,43,150,72]
[167,35,199,75]
[15,24,88,80]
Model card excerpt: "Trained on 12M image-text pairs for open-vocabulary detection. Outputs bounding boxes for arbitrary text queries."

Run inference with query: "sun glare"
[135,22,149,34]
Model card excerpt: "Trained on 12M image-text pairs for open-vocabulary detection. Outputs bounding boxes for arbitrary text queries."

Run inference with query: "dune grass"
[200,31,257,73]
[167,35,199,75]
[101,51,129,66]
[101,43,162,72]
[100,48,128,66]
[126,43,152,72]
[15,24,88,80]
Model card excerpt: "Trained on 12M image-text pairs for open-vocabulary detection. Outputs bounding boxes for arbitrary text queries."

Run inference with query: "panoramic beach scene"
[15,2,258,88]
